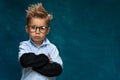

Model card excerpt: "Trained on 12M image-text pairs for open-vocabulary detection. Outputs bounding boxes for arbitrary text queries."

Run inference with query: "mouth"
[34,36,40,39]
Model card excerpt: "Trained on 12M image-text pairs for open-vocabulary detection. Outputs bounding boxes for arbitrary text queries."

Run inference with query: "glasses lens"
[40,26,48,33]
[30,26,36,32]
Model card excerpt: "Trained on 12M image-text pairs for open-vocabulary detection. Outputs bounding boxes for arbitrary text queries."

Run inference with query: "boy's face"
[26,17,50,45]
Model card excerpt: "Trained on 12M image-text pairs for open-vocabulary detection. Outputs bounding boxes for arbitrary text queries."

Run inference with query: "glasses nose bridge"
[35,27,41,32]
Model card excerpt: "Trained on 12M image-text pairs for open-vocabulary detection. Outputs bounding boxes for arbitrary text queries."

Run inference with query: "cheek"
[28,32,34,37]
[41,33,47,37]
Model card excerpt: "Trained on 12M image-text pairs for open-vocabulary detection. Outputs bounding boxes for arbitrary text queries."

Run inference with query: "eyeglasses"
[28,25,49,33]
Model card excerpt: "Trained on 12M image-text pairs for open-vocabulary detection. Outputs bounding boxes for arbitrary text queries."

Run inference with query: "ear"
[26,25,29,33]
[47,27,50,34]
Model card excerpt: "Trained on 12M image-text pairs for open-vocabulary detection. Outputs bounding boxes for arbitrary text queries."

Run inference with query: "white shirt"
[18,38,63,80]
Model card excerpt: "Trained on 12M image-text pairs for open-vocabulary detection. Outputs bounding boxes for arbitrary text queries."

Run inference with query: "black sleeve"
[20,53,49,68]
[32,62,63,77]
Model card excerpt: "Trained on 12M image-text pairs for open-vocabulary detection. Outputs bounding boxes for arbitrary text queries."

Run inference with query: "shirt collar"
[29,38,50,48]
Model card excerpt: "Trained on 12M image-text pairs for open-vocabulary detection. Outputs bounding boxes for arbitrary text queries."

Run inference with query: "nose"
[35,27,40,33]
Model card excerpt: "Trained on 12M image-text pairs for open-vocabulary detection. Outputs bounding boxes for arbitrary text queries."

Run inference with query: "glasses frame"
[27,25,49,33]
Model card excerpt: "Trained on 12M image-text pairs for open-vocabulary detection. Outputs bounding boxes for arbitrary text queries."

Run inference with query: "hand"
[48,56,51,61]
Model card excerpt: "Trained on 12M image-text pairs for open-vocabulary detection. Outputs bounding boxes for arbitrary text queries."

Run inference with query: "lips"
[34,36,40,39]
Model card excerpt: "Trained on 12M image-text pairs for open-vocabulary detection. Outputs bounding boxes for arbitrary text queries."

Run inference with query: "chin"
[34,39,41,42]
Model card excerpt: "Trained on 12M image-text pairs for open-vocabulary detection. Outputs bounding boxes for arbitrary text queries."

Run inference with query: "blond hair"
[26,3,53,26]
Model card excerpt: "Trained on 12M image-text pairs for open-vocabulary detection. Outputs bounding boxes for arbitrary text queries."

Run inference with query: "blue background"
[0,0,120,80]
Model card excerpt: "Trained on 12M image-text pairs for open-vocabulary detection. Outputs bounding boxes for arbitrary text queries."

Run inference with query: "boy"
[18,3,63,80]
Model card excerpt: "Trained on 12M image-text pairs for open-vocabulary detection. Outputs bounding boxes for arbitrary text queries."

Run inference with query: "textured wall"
[0,0,120,80]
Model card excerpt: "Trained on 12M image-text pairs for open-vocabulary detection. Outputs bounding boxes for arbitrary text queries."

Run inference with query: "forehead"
[29,17,47,26]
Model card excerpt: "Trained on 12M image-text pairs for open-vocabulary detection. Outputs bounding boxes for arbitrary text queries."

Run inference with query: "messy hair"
[26,3,53,26]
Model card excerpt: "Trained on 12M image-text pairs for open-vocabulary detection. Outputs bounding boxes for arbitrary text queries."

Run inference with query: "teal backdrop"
[0,0,120,80]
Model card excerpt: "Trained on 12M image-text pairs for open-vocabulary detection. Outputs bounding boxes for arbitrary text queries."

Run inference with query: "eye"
[40,26,47,30]
[31,26,36,29]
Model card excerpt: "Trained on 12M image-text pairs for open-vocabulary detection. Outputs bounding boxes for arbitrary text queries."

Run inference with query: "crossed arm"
[20,53,63,77]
